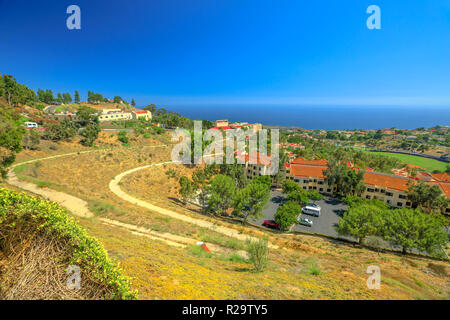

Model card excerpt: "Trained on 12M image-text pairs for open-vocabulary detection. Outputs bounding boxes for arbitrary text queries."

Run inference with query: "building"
[98,111,132,122]
[215,119,229,127]
[131,110,152,121]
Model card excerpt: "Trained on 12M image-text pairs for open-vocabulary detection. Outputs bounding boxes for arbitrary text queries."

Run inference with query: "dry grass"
[10,138,450,300]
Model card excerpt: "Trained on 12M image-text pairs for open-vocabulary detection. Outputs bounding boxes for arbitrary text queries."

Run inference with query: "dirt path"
[8,151,98,218]
[109,162,278,249]
[6,148,250,256]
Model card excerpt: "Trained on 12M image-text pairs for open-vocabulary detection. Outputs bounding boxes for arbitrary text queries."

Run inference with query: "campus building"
[239,154,449,212]
[98,110,132,122]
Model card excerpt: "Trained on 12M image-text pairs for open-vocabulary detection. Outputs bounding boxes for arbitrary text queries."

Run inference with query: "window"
[380,189,385,194]
[397,202,403,207]
[319,188,323,192]
[366,195,371,200]
[399,194,407,199]
[303,186,307,190]
[406,202,411,206]
[327,189,331,193]
[367,188,375,192]
[386,192,393,197]
[318,181,323,185]
[303,179,309,183]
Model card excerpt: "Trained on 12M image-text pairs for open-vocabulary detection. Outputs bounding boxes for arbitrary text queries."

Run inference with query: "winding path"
[6,145,262,255]
[109,162,278,248]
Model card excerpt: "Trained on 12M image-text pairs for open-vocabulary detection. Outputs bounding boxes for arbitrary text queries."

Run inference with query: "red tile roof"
[291,158,328,166]
[290,165,326,179]
[438,183,450,197]
[363,172,412,192]
[432,173,450,182]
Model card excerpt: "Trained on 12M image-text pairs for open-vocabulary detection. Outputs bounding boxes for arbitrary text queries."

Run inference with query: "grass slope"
[374,152,447,172]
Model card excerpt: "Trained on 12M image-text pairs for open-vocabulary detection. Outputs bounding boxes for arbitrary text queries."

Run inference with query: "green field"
[373,152,447,172]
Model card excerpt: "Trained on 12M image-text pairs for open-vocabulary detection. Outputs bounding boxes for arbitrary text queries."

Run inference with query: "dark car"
[263,220,280,229]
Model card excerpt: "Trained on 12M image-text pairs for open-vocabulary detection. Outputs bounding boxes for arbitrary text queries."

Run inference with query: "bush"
[80,123,100,146]
[246,237,269,272]
[42,120,77,142]
[0,188,137,299]
[118,131,129,144]
[307,190,323,201]
[275,201,301,231]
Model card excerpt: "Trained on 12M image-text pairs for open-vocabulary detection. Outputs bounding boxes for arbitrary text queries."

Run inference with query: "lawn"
[374,152,447,172]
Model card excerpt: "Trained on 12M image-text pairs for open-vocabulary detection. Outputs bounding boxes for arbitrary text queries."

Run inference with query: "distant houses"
[210,119,263,133]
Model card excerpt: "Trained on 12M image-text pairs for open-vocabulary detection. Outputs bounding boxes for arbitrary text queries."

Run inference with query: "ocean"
[167,105,450,130]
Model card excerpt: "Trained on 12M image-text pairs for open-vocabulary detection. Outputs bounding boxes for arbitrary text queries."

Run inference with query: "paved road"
[250,190,347,237]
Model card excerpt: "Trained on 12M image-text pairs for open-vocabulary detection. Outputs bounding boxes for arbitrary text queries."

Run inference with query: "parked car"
[302,205,321,217]
[263,220,280,230]
[297,217,313,227]
[307,203,321,210]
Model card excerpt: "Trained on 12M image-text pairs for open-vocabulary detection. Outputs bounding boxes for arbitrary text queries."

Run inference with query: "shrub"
[275,201,300,231]
[246,237,269,272]
[0,188,137,299]
[118,131,129,144]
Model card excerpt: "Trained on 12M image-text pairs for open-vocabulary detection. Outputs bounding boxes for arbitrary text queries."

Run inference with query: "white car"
[307,203,321,210]
[302,205,321,217]
[297,217,313,227]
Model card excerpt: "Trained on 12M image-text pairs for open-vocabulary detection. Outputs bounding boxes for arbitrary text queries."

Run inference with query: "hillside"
[0,188,136,299]
[5,141,449,300]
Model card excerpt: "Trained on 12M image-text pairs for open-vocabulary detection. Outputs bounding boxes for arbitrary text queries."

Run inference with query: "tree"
[275,201,301,231]
[205,175,236,215]
[2,75,36,106]
[246,237,269,272]
[179,176,197,204]
[74,90,80,103]
[42,120,77,142]
[234,181,270,223]
[408,181,449,214]
[63,92,72,104]
[22,128,40,150]
[131,99,136,106]
[118,131,129,144]
[323,160,365,197]
[37,89,55,104]
[286,190,309,205]
[113,96,123,104]
[282,180,301,194]
[307,190,323,201]
[143,104,156,113]
[381,208,447,256]
[335,204,384,244]
[76,105,97,126]
[0,103,24,177]
[252,175,271,190]
[80,123,100,146]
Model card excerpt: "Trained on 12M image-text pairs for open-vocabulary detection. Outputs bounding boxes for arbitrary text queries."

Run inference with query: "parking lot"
[249,190,348,237]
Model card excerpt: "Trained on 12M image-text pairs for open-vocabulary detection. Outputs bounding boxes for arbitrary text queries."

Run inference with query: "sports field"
[374,152,447,172]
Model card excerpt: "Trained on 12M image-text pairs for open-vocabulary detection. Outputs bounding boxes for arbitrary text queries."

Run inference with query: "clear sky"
[1,0,450,107]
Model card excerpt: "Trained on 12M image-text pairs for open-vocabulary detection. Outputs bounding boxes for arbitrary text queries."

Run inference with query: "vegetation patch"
[0,188,136,300]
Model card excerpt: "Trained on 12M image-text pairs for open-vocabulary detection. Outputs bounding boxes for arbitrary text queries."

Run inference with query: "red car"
[263,220,280,230]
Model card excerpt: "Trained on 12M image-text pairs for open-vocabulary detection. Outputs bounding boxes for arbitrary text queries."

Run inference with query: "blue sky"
[0,0,449,107]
